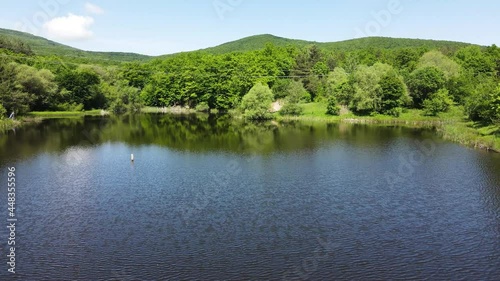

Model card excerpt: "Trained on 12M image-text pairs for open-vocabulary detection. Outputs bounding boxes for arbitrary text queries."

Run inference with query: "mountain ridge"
[0,28,477,62]
[0,28,151,62]
[200,34,475,55]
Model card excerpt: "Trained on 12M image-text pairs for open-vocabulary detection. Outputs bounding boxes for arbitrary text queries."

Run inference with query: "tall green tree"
[393,48,421,71]
[486,44,500,78]
[407,66,446,108]
[465,77,500,123]
[58,67,104,110]
[279,80,307,116]
[326,67,352,104]
[0,62,36,114]
[15,65,58,111]
[378,71,410,116]
[418,50,462,80]
[423,89,454,116]
[455,46,495,77]
[349,63,393,114]
[240,83,274,120]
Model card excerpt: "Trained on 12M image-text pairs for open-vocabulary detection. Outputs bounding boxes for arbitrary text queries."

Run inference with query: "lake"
[0,114,499,280]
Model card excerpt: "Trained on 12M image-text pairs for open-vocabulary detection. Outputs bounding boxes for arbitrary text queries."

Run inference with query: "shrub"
[326,97,341,116]
[56,102,84,112]
[378,71,410,115]
[0,104,6,119]
[195,102,210,112]
[301,92,312,103]
[110,100,127,115]
[386,107,403,117]
[423,89,454,116]
[407,66,446,108]
[240,83,274,120]
[271,79,292,99]
[280,103,304,116]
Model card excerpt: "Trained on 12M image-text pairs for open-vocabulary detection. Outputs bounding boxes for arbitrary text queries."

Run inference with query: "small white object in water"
[131,154,134,162]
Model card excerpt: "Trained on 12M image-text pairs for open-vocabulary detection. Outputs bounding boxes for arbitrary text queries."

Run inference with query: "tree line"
[1,41,499,125]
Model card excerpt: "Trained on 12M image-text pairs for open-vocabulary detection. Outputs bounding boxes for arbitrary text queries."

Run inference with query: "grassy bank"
[279,103,500,152]
[28,110,107,118]
[142,106,197,114]
[278,103,460,125]
[437,123,500,152]
[1,110,107,133]
[4,104,500,152]
[0,119,20,131]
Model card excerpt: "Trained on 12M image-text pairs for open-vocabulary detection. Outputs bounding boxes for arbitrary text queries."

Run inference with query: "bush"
[407,66,446,108]
[240,83,274,120]
[195,102,210,112]
[273,80,309,103]
[326,97,341,116]
[280,103,304,116]
[56,102,84,112]
[386,107,403,117]
[423,89,454,116]
[492,86,500,124]
[271,79,292,99]
[464,78,497,122]
[0,104,6,119]
[110,100,127,115]
[301,92,312,103]
[331,81,354,105]
[378,71,410,115]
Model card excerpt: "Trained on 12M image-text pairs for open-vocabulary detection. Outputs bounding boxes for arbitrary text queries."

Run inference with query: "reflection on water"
[0,114,499,280]
[0,114,441,160]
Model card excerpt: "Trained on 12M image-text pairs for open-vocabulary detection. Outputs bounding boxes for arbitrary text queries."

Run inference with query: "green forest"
[1,29,500,146]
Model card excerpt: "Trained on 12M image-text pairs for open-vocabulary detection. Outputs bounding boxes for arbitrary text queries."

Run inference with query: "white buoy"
[131,154,134,162]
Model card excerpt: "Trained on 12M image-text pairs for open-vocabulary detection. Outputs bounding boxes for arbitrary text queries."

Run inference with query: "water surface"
[0,114,499,280]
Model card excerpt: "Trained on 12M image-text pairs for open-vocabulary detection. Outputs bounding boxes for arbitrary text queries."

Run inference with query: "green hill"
[201,34,475,54]
[0,28,478,63]
[321,37,475,51]
[0,28,150,62]
[201,34,314,54]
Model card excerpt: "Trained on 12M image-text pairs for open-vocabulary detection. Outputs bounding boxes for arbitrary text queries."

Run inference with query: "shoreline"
[3,107,498,153]
[277,115,499,153]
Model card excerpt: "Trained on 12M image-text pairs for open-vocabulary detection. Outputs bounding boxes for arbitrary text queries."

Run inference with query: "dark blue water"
[0,115,499,280]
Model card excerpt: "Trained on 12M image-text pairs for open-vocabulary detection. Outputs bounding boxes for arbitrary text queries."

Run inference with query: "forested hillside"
[202,34,473,54]
[0,28,150,62]
[1,28,499,128]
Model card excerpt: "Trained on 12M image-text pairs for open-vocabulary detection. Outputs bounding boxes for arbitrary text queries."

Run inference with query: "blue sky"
[0,0,499,56]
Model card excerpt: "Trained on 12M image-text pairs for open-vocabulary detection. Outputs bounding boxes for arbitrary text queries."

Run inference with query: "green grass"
[28,110,106,118]
[281,102,449,124]
[141,106,196,114]
[438,122,500,152]
[141,107,165,113]
[301,102,329,117]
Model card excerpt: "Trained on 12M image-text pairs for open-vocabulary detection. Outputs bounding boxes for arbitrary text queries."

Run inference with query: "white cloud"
[43,13,95,41]
[85,2,104,15]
